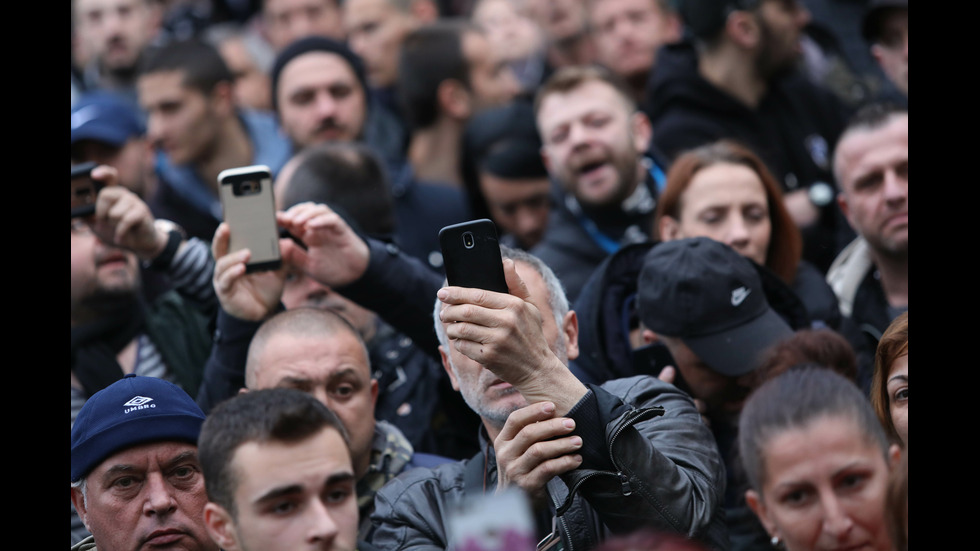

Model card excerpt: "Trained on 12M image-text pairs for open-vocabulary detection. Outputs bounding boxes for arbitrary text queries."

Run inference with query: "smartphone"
[218,165,282,273]
[439,219,507,293]
[71,162,102,218]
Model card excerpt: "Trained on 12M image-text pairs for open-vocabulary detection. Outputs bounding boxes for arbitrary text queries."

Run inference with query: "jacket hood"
[644,42,750,123]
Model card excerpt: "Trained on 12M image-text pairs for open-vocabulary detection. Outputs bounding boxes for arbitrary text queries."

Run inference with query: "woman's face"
[746,416,895,551]
[887,354,908,446]
[660,162,772,266]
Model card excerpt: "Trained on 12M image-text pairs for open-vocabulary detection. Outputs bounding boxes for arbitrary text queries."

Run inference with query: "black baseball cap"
[638,237,792,376]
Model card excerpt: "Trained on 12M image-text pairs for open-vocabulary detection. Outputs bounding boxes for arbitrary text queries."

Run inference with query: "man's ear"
[745,489,778,541]
[836,192,857,231]
[210,80,236,117]
[204,502,239,551]
[70,486,89,532]
[562,310,580,362]
[439,345,460,391]
[726,10,760,50]
[630,111,653,154]
[370,378,379,408]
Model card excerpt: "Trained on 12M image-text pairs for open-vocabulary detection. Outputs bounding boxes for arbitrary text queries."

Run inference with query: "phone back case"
[218,165,281,272]
[439,219,508,293]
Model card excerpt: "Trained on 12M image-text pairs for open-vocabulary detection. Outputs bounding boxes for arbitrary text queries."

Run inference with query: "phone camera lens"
[462,232,475,249]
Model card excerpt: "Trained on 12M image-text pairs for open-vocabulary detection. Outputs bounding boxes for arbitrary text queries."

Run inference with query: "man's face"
[478,173,552,250]
[249,330,378,478]
[753,0,810,80]
[440,261,575,431]
[71,219,140,318]
[590,0,680,82]
[343,0,417,88]
[263,0,344,51]
[209,427,358,551]
[462,31,521,114]
[74,0,158,73]
[71,441,216,551]
[871,9,908,96]
[526,0,588,43]
[537,79,650,207]
[277,52,368,149]
[139,71,224,166]
[660,336,753,415]
[472,0,543,65]
[835,114,909,257]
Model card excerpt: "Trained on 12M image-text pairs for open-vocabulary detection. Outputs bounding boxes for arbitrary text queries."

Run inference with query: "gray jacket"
[368,375,728,550]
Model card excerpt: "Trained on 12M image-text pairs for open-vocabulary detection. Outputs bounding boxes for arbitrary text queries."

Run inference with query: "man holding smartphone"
[373,247,726,549]
[267,203,726,548]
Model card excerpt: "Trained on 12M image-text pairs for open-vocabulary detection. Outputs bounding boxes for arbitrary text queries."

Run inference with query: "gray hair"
[433,245,568,352]
[70,478,87,508]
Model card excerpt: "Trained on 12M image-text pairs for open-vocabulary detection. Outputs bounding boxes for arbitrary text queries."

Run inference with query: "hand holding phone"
[218,165,282,272]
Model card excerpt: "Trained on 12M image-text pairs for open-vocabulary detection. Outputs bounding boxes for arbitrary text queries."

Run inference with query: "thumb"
[657,365,676,385]
[503,258,531,301]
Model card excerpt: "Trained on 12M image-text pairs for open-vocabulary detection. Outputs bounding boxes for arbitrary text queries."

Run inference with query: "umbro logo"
[731,287,751,307]
[123,395,156,413]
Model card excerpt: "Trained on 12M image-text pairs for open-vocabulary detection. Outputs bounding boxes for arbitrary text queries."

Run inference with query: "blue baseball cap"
[71,92,145,147]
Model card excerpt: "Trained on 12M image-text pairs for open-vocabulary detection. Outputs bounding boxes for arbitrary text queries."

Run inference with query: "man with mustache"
[531,65,669,302]
[269,36,471,272]
[72,0,161,100]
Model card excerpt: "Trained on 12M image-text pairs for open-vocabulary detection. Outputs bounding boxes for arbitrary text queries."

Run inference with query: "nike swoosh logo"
[731,287,751,307]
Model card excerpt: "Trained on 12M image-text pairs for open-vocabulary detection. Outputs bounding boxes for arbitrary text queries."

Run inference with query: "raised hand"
[277,202,369,288]
[90,165,166,261]
[211,223,286,321]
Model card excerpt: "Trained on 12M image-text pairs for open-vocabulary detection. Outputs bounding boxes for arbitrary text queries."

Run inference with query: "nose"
[820,493,855,541]
[143,473,177,517]
[883,168,908,204]
[145,112,167,147]
[726,216,751,251]
[307,496,340,545]
[315,92,338,120]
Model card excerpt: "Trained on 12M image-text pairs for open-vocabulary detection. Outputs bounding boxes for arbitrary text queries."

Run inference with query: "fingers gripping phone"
[218,165,282,272]
[439,219,508,293]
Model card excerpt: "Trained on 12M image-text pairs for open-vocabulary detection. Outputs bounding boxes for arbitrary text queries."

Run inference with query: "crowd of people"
[71,0,908,549]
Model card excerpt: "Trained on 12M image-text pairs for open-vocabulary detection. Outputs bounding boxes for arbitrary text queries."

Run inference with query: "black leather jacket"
[368,375,729,550]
